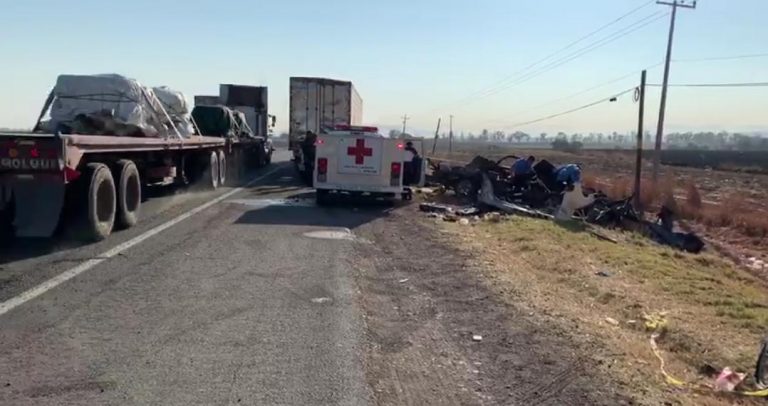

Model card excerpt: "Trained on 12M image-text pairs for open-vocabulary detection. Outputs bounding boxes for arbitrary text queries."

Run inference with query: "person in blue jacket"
[555,163,582,189]
[511,156,536,189]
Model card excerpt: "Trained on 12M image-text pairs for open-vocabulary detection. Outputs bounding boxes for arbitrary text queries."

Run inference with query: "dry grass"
[439,217,768,405]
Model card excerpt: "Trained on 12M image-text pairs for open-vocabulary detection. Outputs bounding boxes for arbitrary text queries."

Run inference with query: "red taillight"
[317,158,328,175]
[30,148,39,158]
[315,138,325,145]
[391,162,401,176]
[64,167,81,182]
[397,143,404,149]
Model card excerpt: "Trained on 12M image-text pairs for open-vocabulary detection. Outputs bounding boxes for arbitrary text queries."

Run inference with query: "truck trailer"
[288,77,362,182]
[0,75,268,242]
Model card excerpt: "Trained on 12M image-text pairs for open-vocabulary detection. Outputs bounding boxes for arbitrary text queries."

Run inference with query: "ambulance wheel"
[316,190,330,206]
[114,160,141,229]
[402,191,412,201]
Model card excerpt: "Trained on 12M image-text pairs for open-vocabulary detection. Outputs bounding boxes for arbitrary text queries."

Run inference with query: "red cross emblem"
[347,138,373,164]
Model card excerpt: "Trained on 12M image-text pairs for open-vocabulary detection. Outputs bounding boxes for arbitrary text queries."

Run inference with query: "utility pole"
[431,117,441,155]
[652,0,696,182]
[634,70,647,212]
[401,114,410,136]
[448,115,454,153]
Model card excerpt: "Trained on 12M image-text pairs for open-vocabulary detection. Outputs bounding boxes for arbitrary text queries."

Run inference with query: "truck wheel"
[255,147,267,168]
[77,163,116,241]
[217,150,227,186]
[265,148,272,165]
[114,160,141,229]
[205,151,220,190]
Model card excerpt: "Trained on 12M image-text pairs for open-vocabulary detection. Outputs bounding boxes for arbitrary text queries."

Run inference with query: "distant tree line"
[442,129,767,151]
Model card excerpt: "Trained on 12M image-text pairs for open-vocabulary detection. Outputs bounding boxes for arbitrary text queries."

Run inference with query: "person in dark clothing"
[301,131,317,179]
[511,155,536,189]
[403,141,422,185]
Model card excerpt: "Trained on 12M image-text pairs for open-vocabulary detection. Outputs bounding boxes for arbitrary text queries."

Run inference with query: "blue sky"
[1,0,766,135]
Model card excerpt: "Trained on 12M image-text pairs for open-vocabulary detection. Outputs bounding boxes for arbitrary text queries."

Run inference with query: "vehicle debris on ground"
[425,155,705,253]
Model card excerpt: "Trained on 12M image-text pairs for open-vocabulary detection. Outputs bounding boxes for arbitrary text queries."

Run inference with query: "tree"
[539,133,548,143]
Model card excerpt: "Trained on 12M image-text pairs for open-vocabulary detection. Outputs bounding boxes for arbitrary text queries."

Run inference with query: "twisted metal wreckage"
[422,156,705,254]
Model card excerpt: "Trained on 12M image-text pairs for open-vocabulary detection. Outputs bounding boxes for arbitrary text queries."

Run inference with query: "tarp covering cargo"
[44,74,186,138]
[192,105,253,139]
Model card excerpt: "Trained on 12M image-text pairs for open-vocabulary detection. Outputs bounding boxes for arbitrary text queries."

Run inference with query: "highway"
[0,152,627,406]
[0,152,373,405]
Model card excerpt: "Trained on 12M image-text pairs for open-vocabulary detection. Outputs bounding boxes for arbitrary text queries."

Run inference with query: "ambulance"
[313,125,425,204]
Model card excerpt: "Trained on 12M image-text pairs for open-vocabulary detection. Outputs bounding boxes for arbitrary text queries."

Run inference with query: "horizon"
[1,0,766,136]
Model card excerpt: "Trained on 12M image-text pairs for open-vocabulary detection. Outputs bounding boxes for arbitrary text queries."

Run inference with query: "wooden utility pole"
[401,114,410,136]
[431,117,441,155]
[448,115,454,153]
[634,70,647,211]
[652,0,696,182]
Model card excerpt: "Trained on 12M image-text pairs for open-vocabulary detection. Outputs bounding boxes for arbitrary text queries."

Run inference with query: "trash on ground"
[458,218,470,225]
[714,367,747,392]
[595,271,612,277]
[398,278,409,283]
[605,317,619,326]
[472,335,483,342]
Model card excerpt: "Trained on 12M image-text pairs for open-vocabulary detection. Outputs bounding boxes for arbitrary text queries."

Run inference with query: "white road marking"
[0,166,283,317]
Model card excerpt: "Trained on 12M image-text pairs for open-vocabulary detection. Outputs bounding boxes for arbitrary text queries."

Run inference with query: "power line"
[647,81,768,87]
[453,11,669,107]
[505,87,635,128]
[487,61,665,126]
[423,0,655,113]
[673,52,768,63]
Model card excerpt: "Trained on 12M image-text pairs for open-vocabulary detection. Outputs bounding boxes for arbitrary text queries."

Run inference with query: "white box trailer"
[313,126,425,204]
[289,77,362,179]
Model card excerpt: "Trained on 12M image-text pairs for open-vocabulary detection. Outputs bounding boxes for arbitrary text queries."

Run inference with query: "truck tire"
[205,151,220,190]
[217,150,227,186]
[114,160,141,229]
[76,163,116,241]
[265,148,272,165]
[255,146,267,168]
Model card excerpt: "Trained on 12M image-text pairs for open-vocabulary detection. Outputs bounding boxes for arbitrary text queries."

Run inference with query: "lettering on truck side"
[0,157,61,171]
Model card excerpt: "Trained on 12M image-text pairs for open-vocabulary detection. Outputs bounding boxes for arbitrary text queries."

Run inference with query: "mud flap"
[11,179,65,237]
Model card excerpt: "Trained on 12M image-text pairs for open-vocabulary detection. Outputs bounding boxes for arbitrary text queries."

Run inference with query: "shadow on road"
[234,191,396,229]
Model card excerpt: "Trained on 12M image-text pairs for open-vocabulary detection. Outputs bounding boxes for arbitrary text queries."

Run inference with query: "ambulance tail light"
[317,158,328,183]
[390,162,402,186]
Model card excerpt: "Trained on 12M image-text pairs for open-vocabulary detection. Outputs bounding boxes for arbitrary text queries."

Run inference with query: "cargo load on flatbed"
[39,74,194,139]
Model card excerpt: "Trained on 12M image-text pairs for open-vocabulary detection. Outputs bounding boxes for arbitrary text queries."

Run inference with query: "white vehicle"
[289,77,363,182]
[313,125,424,204]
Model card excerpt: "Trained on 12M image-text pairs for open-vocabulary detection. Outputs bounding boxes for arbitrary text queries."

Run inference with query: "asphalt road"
[0,152,374,405]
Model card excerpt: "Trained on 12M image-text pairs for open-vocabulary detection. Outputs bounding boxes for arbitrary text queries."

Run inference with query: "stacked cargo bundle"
[41,74,193,138]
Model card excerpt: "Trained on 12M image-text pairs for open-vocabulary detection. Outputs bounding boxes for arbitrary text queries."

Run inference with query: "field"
[428,142,768,278]
[435,216,768,405]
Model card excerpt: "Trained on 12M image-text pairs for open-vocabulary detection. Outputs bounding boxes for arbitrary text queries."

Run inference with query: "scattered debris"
[714,368,747,392]
[458,218,470,226]
[595,271,612,277]
[310,297,333,304]
[605,317,619,326]
[472,335,483,342]
[425,155,706,253]
[398,278,409,284]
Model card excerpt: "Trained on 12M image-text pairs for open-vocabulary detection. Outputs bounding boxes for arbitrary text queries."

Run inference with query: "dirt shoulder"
[351,206,633,405]
[433,213,768,405]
